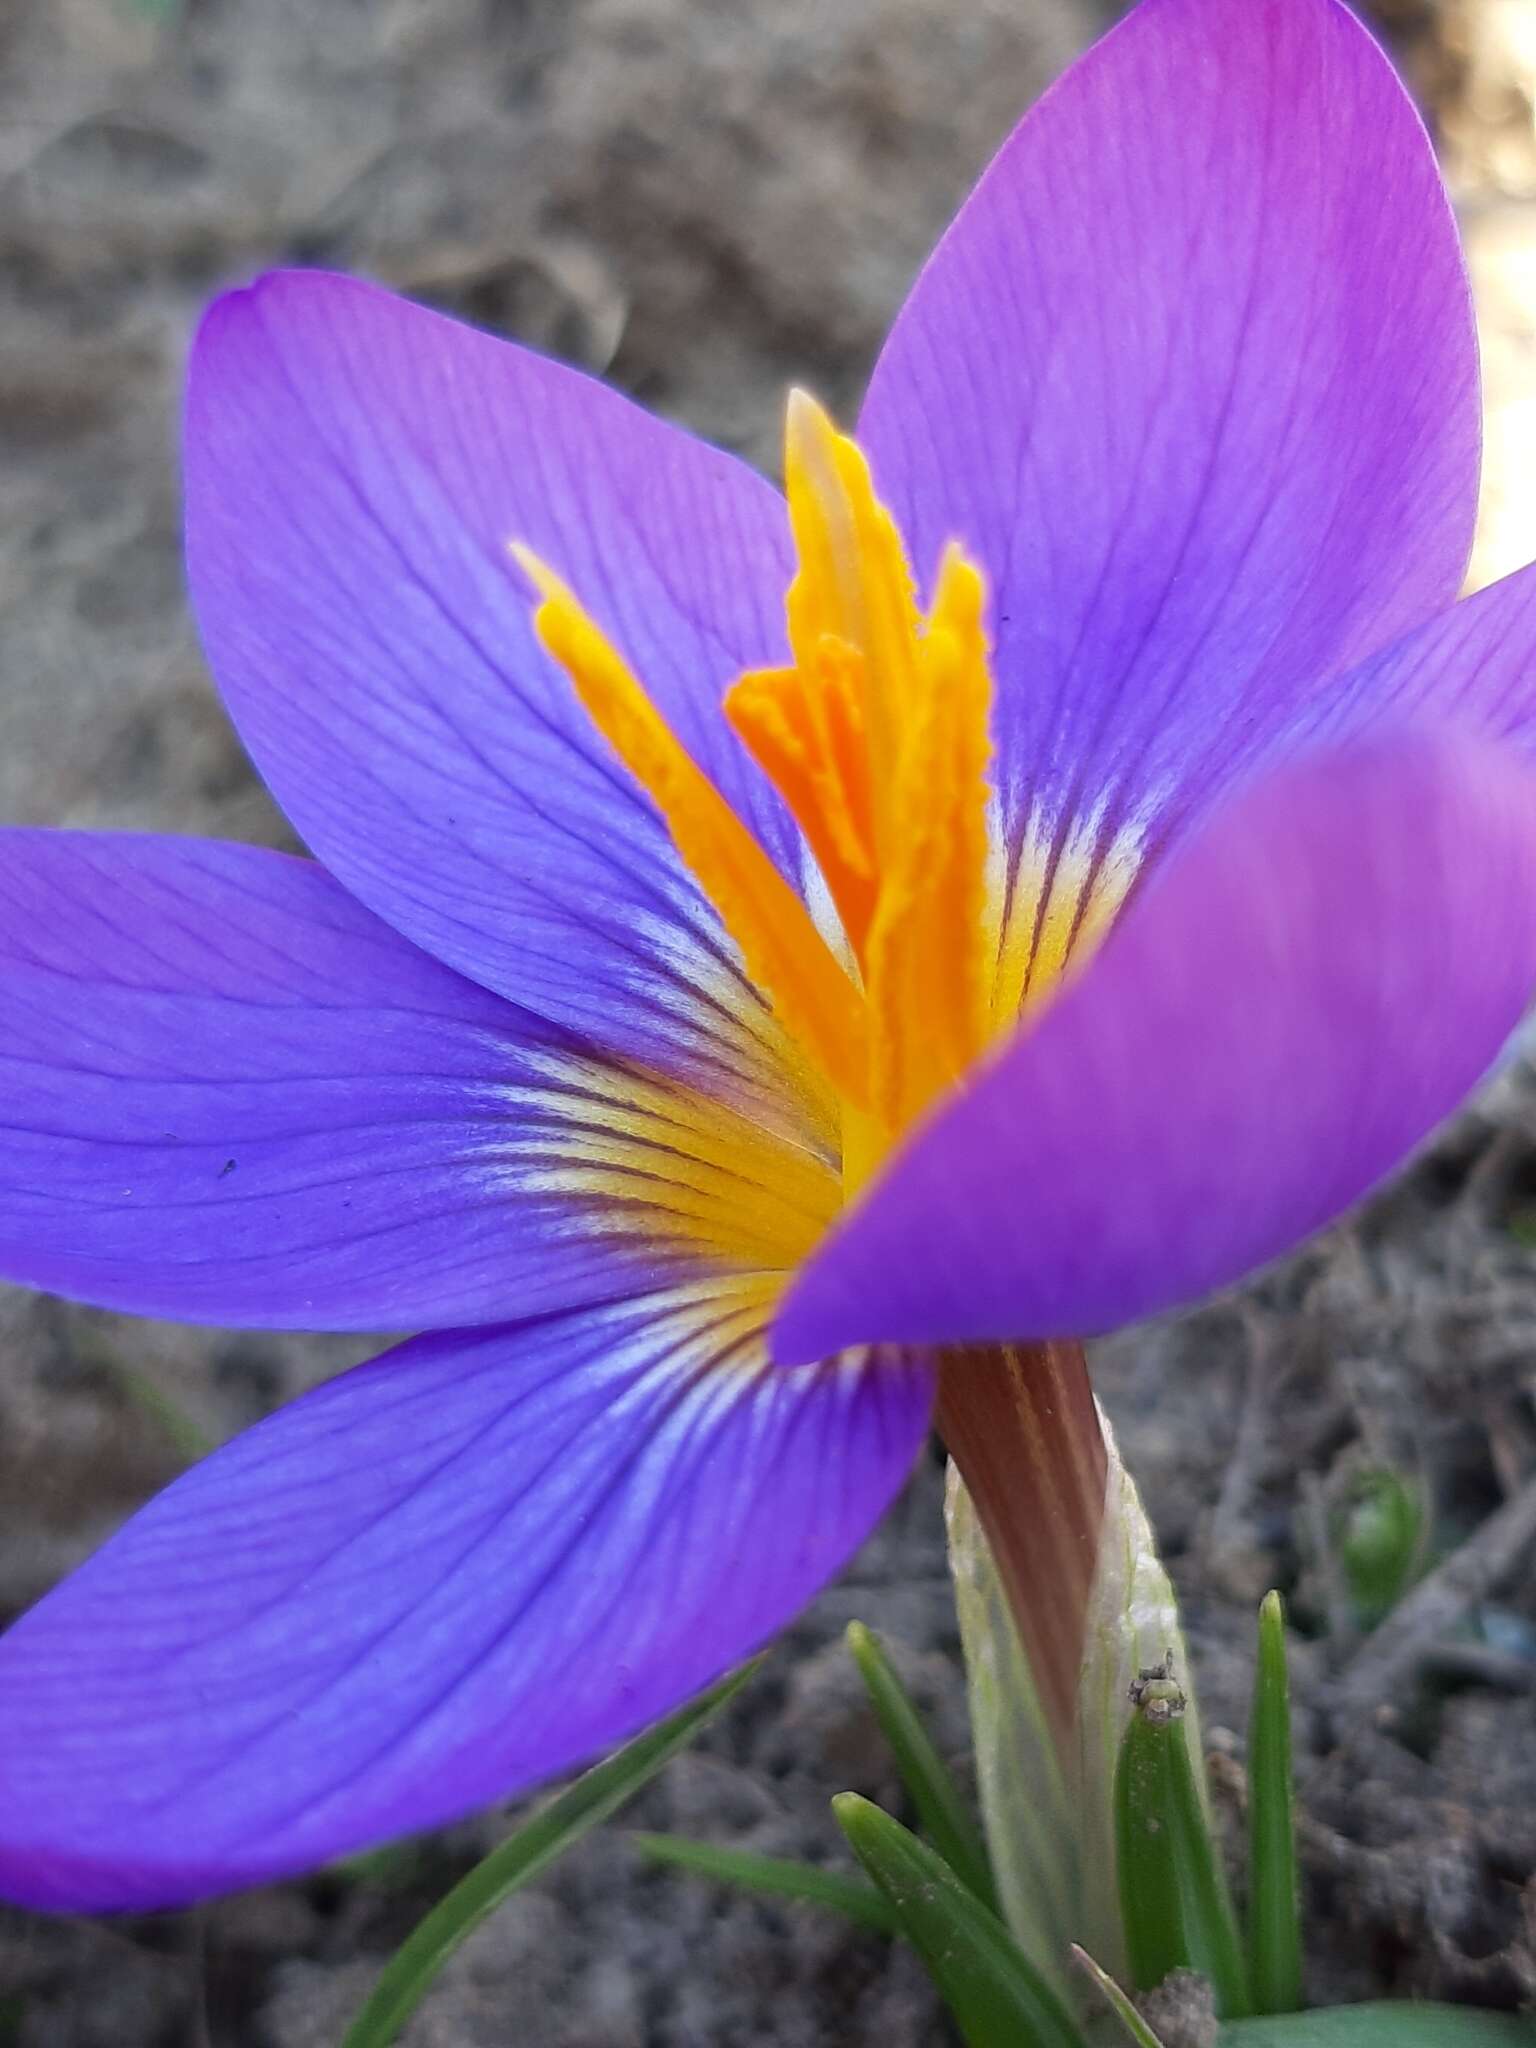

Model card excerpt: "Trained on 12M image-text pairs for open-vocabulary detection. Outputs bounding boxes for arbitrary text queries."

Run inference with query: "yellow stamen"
[780,389,921,864]
[513,391,1139,1228]
[726,644,877,963]
[746,394,994,1161]
[863,543,993,1139]
[513,546,871,1109]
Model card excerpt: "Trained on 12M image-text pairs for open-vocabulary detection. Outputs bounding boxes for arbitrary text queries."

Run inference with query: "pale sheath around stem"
[942,1341,1206,2008]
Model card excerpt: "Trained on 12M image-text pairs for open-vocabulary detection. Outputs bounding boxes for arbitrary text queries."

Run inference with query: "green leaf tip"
[629,1832,897,1934]
[1334,1465,1425,1629]
[1247,1592,1302,2016]
[1070,1945,1169,2047]
[1115,1653,1252,2020]
[844,1619,998,1910]
[834,1794,1086,2048]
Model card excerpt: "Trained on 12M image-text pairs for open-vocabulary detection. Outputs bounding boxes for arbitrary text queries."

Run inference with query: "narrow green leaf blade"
[1247,1592,1302,2015]
[630,1831,897,1934]
[1115,1680,1251,2020]
[1220,2004,1536,2046]
[340,1666,753,2048]
[833,1793,1086,2048]
[845,1620,998,1910]
[1116,1693,1198,1998]
[1070,1945,1168,2047]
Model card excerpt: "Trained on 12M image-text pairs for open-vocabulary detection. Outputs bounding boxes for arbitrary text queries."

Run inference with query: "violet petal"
[776,731,1536,1359]
[186,271,797,1083]
[0,830,733,1329]
[860,0,1479,858]
[0,1287,932,1909]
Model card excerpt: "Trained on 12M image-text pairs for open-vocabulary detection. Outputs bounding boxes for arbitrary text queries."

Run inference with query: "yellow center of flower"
[513,393,1140,1279]
[518,393,999,1194]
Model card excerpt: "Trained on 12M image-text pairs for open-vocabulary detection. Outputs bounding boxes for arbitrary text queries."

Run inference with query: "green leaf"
[339,1666,753,2048]
[1219,2004,1536,2046]
[1115,1690,1192,2002]
[833,1793,1086,2048]
[630,1832,897,1933]
[1115,1669,1251,2020]
[1070,1945,1169,2047]
[1247,1592,1302,2015]
[845,1620,998,1911]
[1334,1466,1425,1630]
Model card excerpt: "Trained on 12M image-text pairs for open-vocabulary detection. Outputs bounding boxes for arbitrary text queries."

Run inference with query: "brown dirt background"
[5,0,1536,2041]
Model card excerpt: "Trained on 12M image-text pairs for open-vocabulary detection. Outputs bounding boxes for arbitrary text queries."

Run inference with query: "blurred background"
[6,0,1536,2041]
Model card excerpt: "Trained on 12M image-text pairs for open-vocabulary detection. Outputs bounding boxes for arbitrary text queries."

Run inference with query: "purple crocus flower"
[4,0,1536,1912]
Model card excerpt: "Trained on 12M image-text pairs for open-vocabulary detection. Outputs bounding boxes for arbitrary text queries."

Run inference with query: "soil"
[3,0,1536,2042]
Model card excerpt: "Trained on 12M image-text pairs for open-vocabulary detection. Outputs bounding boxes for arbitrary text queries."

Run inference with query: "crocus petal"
[860,0,1478,860]
[0,1287,932,1910]
[775,731,1536,1362]
[0,830,750,1330]
[1303,557,1536,749]
[185,271,797,1082]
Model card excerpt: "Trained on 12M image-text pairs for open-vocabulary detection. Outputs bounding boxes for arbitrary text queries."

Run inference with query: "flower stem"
[935,1342,1108,1743]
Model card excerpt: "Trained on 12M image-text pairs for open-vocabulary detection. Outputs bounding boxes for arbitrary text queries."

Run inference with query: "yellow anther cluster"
[518,393,996,1197]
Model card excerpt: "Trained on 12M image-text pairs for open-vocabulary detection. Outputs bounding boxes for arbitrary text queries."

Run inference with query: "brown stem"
[935,1340,1108,1743]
